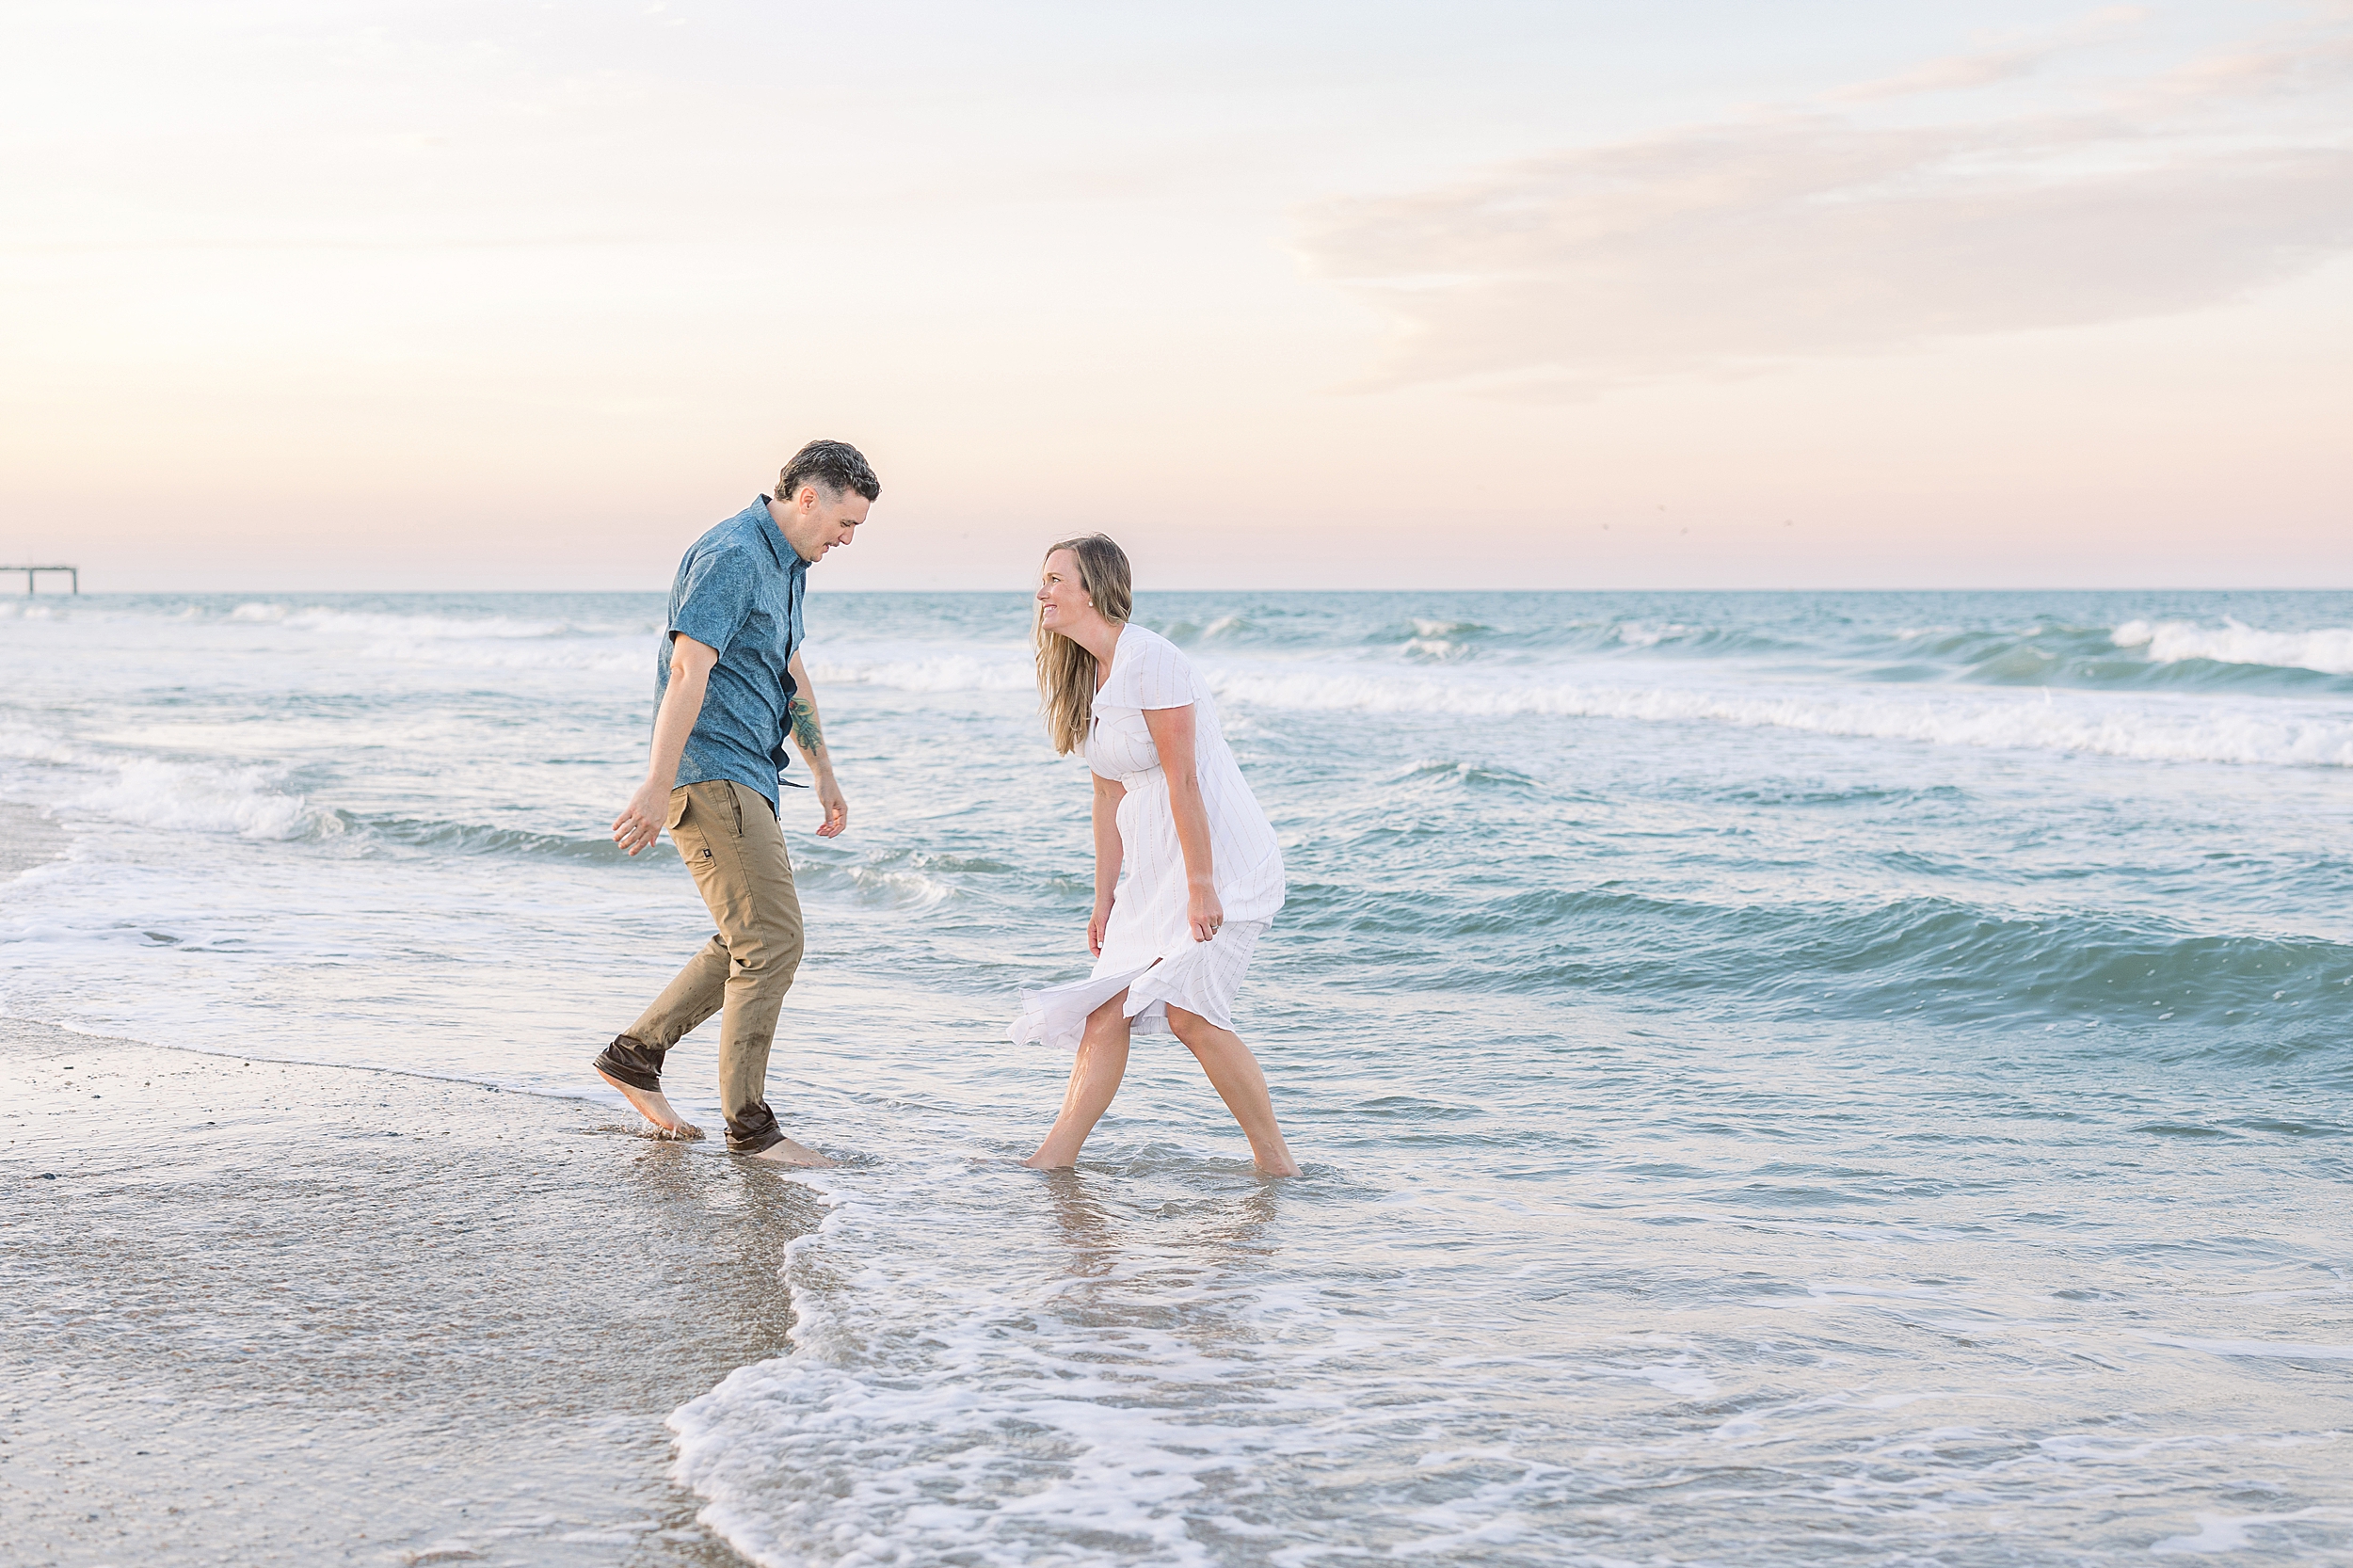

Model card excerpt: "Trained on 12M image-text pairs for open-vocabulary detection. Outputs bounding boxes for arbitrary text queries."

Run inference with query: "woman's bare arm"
[1143,703,1221,942]
[1089,771,1127,956]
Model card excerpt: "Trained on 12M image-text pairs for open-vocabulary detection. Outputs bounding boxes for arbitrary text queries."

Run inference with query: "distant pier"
[3,565,78,594]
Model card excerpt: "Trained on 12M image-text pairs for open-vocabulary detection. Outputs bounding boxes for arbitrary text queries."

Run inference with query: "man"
[599,439,879,1166]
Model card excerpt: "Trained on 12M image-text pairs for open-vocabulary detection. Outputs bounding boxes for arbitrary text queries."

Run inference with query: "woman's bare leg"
[1165,1006,1301,1176]
[1022,991,1133,1169]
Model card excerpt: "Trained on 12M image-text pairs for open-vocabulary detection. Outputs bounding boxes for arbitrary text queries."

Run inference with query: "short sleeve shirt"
[1084,625,1205,785]
[656,496,808,808]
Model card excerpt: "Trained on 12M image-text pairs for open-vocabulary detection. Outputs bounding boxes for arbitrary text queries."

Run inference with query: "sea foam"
[804,648,1034,693]
[91,758,327,840]
[0,724,328,840]
[1208,671,2353,768]
[805,633,2353,768]
[669,1173,1341,1568]
[2113,619,2353,676]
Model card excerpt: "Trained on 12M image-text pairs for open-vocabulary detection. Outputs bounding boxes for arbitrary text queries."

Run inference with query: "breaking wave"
[1209,672,2353,769]
[2114,619,2353,677]
[90,758,329,841]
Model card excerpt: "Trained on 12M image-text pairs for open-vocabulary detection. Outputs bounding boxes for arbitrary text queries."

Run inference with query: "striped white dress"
[1011,625,1284,1049]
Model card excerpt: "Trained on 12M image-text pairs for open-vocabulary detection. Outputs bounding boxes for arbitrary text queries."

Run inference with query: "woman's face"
[1036,549,1092,632]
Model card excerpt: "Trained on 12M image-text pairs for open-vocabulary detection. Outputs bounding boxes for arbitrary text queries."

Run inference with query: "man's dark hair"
[776,440,880,504]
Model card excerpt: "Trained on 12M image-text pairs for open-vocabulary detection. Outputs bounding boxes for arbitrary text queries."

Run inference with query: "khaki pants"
[624,779,805,1150]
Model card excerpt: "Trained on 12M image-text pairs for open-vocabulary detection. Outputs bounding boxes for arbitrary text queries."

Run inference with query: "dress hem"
[1008,920,1270,1050]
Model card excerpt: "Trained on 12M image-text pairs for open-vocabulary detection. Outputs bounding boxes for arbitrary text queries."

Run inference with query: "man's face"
[774,483,871,564]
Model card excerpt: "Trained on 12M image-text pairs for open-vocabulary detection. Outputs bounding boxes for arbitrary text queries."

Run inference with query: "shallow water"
[4,588,2349,1564]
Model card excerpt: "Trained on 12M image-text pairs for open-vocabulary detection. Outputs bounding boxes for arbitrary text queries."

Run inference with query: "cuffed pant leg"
[669,780,805,1151]
[624,932,731,1053]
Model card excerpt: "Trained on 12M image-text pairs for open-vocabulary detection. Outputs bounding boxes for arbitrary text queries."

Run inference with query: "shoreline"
[1,1016,813,1567]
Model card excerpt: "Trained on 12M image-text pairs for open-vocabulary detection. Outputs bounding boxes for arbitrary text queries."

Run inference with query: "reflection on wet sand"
[1,1019,819,1566]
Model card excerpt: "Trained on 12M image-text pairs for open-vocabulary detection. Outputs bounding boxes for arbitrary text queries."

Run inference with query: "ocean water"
[3,587,2349,1565]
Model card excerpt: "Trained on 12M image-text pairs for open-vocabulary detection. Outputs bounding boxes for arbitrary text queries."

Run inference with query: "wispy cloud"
[1298,11,2353,397]
[1829,7,2147,102]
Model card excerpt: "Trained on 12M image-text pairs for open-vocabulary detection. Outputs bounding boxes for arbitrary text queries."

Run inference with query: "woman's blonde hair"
[1034,535,1134,756]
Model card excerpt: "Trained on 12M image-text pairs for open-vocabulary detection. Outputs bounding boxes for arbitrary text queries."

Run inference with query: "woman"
[1010,535,1301,1176]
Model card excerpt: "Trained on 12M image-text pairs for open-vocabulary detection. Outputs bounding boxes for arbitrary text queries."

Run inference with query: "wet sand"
[0,1018,819,1567]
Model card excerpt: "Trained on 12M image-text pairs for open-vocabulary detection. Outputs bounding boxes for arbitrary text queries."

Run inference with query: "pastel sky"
[3,0,2347,591]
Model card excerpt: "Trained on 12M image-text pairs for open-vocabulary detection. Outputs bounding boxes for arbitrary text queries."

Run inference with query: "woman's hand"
[1088,775,1125,957]
[1188,880,1225,944]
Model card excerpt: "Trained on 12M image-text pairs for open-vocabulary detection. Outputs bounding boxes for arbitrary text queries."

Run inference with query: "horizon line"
[13,584,2349,598]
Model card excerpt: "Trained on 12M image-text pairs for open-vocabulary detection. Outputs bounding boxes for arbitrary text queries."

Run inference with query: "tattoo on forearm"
[790,693,824,755]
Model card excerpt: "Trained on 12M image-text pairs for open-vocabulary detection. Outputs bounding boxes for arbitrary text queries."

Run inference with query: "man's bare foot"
[744,1136,836,1168]
[598,1070,704,1140]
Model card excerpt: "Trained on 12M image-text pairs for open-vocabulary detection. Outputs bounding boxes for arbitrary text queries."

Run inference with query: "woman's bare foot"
[745,1136,836,1168]
[598,1070,704,1141]
[1020,1150,1074,1171]
[1255,1155,1303,1178]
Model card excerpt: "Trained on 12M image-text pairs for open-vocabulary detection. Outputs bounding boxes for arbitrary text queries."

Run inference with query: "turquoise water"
[3,589,2349,1563]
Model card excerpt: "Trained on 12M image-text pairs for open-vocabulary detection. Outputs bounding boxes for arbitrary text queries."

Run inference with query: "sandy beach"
[1,1016,821,1567]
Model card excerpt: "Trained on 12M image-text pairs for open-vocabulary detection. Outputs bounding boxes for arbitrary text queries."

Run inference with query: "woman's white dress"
[1011,625,1284,1048]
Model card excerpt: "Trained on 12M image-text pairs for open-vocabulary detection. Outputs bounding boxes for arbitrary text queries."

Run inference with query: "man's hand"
[615,632,716,857]
[815,773,849,838]
[613,778,672,856]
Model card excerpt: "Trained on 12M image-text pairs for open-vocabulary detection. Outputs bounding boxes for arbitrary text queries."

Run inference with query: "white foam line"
[2136,1334,2353,1360]
[804,651,1033,694]
[784,642,2353,769]
[1,733,329,841]
[1209,673,2353,769]
[664,1158,1370,1568]
[2115,619,2353,676]
[2153,1507,2353,1555]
